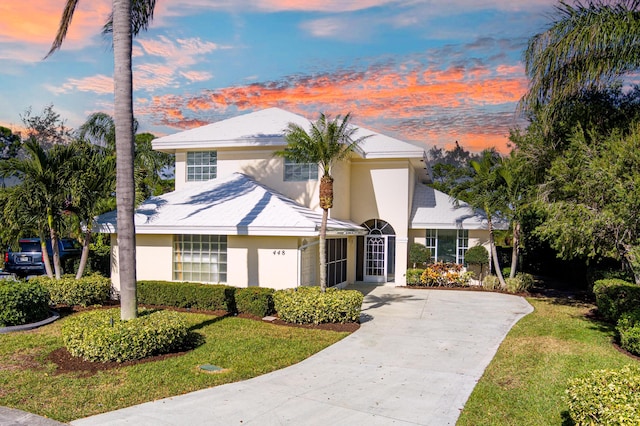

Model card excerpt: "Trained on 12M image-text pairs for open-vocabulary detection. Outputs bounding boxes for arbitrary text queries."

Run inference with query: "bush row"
[273,286,363,324]
[139,281,363,325]
[137,281,275,317]
[566,279,640,423]
[566,365,640,425]
[29,273,112,307]
[593,278,640,323]
[62,308,192,362]
[0,280,50,327]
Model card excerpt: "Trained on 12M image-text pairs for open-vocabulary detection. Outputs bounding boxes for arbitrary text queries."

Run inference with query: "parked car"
[4,238,82,278]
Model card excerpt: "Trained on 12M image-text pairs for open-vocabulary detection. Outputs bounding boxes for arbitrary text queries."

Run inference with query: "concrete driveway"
[69,285,532,426]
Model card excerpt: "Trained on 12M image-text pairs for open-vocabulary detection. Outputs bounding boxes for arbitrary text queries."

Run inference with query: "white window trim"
[425,229,468,264]
[186,151,217,182]
[283,158,318,181]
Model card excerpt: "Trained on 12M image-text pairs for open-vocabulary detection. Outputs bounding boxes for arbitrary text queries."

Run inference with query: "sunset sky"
[0,0,559,153]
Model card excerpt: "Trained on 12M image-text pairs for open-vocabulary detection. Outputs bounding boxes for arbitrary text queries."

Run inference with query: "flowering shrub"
[418,262,472,287]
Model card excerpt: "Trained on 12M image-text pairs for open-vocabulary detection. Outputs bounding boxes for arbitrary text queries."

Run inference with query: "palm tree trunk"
[113,0,138,320]
[39,232,54,278]
[509,220,520,279]
[488,216,506,288]
[76,228,92,279]
[319,208,328,292]
[47,208,62,279]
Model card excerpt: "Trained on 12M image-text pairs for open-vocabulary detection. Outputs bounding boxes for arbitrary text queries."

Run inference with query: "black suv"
[4,238,82,277]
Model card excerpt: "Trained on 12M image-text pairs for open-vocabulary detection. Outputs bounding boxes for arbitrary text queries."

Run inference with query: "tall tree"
[47,0,156,320]
[275,113,370,291]
[498,151,530,278]
[20,105,71,150]
[66,140,116,278]
[428,141,480,194]
[0,126,21,161]
[522,0,640,111]
[537,124,640,283]
[0,140,76,278]
[450,149,507,288]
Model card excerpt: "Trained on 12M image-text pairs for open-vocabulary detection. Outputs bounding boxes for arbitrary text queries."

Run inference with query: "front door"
[364,235,387,283]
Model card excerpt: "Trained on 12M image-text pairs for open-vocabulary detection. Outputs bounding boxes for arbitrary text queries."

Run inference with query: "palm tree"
[66,141,116,278]
[0,140,76,278]
[522,0,640,111]
[47,0,156,320]
[497,152,529,278]
[451,149,507,288]
[275,113,370,291]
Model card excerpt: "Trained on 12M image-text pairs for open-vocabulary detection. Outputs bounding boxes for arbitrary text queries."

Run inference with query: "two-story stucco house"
[97,107,494,291]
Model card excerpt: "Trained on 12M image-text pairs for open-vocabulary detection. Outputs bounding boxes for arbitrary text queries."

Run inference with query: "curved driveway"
[71,285,532,426]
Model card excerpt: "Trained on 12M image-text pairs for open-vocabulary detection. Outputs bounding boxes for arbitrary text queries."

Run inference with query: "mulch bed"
[46,305,359,376]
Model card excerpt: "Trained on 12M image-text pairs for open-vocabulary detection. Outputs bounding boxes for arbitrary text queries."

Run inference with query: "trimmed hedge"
[566,365,640,425]
[235,287,275,317]
[593,279,640,323]
[62,308,191,362]
[137,281,236,312]
[0,280,50,326]
[273,286,363,324]
[617,309,640,356]
[30,273,111,307]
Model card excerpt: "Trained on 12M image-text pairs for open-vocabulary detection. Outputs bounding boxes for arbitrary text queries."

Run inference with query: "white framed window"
[187,151,217,182]
[326,238,347,287]
[173,235,227,283]
[425,229,469,264]
[284,158,318,181]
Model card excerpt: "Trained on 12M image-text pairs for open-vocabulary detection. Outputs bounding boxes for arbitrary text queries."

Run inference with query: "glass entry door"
[364,235,387,282]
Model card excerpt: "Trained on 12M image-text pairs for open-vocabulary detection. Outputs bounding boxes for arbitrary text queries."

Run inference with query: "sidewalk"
[68,285,532,425]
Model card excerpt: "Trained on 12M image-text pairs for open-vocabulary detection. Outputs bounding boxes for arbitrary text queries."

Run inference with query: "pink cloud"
[137,60,527,153]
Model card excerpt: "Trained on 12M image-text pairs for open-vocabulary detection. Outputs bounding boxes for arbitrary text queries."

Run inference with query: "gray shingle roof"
[95,173,365,236]
[410,183,506,230]
[153,107,425,159]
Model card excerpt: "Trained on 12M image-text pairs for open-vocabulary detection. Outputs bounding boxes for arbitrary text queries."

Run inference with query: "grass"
[458,297,638,425]
[0,311,350,423]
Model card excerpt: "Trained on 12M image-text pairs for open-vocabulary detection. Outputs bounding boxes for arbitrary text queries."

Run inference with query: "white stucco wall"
[350,160,411,286]
[227,235,299,289]
[110,234,174,291]
[173,148,321,209]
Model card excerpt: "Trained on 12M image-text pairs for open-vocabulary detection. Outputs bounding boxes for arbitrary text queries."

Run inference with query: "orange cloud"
[0,0,111,50]
[138,61,527,153]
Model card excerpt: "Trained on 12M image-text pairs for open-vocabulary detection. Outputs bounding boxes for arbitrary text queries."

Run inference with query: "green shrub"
[0,280,50,326]
[137,281,236,312]
[465,245,489,266]
[30,273,111,307]
[504,273,534,294]
[62,308,192,362]
[406,268,424,286]
[273,286,363,324]
[617,309,640,356]
[409,243,430,268]
[482,275,501,290]
[235,287,275,317]
[587,267,634,289]
[593,279,640,323]
[566,365,640,425]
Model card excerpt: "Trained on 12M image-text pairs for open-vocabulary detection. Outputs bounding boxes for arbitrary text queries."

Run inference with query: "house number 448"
[273,250,286,255]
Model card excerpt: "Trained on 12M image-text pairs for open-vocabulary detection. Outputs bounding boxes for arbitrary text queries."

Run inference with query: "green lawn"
[458,297,637,425]
[0,311,350,423]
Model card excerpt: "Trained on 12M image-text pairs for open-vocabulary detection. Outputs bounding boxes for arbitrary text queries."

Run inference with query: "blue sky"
[0,0,559,152]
